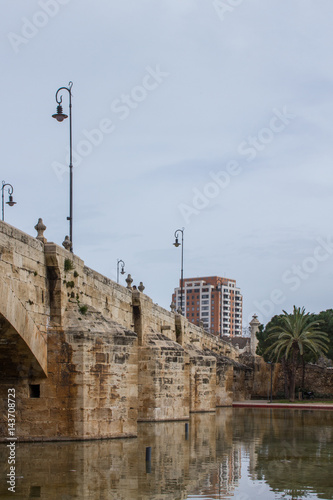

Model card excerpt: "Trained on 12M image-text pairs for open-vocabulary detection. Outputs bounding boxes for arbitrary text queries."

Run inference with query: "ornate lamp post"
[1,181,16,221]
[173,228,184,315]
[117,259,126,284]
[52,81,73,252]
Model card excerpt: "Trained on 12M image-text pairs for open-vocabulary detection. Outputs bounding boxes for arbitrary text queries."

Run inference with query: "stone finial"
[125,274,133,289]
[34,218,47,242]
[62,235,72,251]
[138,282,145,292]
[170,302,176,313]
[250,313,260,326]
[177,307,182,314]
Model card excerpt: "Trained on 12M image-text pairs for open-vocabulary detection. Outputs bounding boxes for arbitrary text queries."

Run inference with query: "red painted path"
[233,400,333,410]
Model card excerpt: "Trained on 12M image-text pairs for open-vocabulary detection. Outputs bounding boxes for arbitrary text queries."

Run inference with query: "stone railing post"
[250,314,260,356]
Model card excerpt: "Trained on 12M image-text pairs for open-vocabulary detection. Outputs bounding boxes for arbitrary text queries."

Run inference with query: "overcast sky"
[2,1,333,327]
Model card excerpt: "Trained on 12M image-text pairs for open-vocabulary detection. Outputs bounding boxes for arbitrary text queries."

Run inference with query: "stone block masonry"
[187,345,216,413]
[138,334,189,421]
[0,220,250,441]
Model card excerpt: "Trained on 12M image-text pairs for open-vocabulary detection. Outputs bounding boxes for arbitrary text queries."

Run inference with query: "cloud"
[3,0,333,326]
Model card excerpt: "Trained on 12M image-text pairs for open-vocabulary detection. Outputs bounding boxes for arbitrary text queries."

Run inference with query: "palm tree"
[265,306,329,401]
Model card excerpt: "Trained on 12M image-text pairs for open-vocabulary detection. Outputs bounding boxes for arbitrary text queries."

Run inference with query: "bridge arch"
[0,280,47,377]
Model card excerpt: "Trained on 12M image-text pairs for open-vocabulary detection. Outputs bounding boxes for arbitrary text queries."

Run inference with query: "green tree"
[265,306,329,401]
[312,309,333,361]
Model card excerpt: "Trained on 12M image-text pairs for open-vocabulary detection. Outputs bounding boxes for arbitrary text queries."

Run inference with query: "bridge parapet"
[0,220,239,360]
[43,242,134,331]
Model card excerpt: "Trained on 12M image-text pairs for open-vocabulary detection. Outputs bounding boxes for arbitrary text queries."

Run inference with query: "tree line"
[256,306,332,401]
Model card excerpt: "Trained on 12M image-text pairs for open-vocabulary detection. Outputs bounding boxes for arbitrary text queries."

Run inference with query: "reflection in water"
[0,408,333,499]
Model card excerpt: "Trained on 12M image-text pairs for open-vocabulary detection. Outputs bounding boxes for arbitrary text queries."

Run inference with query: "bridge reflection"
[1,408,333,499]
[0,409,239,499]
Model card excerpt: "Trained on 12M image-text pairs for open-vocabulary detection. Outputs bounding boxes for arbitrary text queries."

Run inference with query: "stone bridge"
[0,221,254,441]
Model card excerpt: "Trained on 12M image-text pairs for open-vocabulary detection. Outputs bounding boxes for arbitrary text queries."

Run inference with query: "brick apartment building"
[172,276,242,337]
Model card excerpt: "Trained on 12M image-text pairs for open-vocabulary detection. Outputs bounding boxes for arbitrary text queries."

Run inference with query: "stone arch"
[0,280,47,376]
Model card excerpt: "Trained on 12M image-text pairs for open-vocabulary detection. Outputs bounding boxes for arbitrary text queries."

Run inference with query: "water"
[1,408,333,499]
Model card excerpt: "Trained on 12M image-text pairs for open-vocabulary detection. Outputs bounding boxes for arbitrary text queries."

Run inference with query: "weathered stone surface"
[138,333,189,421]
[186,344,216,413]
[252,357,333,399]
[0,302,138,441]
